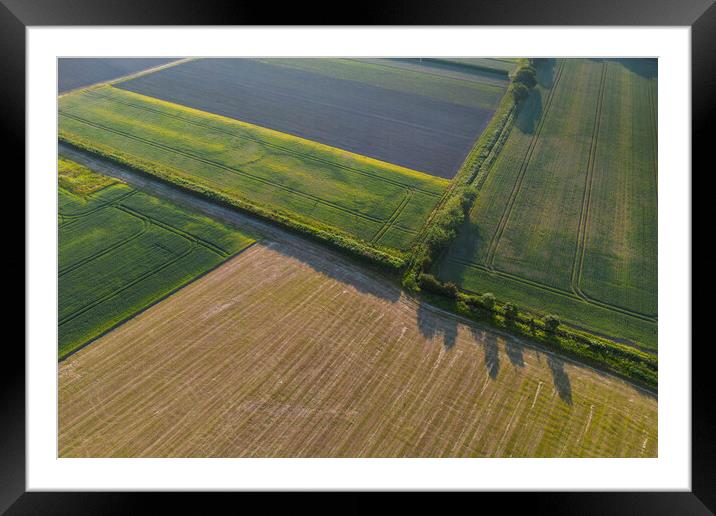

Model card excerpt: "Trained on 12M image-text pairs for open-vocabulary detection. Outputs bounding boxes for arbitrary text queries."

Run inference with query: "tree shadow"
[546,354,573,405]
[533,58,557,88]
[416,302,458,349]
[515,88,543,135]
[469,327,500,379]
[504,339,524,368]
[589,57,657,78]
[270,241,402,303]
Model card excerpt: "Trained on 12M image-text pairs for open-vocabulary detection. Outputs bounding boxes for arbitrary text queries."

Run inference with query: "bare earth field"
[58,58,178,93]
[59,242,656,458]
[116,58,506,178]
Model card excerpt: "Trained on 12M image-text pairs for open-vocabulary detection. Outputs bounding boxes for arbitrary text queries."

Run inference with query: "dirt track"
[59,242,657,458]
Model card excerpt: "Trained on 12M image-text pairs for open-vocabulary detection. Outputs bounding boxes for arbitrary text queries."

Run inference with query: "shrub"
[463,294,482,309]
[443,282,459,299]
[512,83,530,103]
[543,314,561,333]
[418,273,459,299]
[513,65,538,88]
[481,292,496,310]
[402,273,419,292]
[503,302,518,320]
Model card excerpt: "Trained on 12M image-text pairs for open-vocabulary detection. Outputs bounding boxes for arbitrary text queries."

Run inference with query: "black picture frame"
[5,0,710,513]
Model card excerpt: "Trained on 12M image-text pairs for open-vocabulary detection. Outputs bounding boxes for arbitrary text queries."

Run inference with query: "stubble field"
[59,243,657,458]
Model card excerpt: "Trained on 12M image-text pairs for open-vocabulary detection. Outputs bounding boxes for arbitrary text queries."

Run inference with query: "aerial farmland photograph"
[57,57,657,458]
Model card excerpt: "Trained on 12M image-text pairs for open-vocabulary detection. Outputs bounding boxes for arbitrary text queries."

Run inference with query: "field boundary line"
[83,89,441,198]
[398,274,658,388]
[59,111,393,227]
[469,106,517,193]
[571,62,607,300]
[59,241,258,361]
[58,58,195,99]
[371,189,413,244]
[59,209,150,277]
[484,59,566,269]
[59,239,197,327]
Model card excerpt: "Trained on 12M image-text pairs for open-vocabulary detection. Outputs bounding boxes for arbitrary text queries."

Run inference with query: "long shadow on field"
[504,339,525,368]
[534,58,557,88]
[515,88,543,135]
[269,241,402,303]
[416,302,458,349]
[590,57,658,79]
[546,354,573,405]
[468,327,501,379]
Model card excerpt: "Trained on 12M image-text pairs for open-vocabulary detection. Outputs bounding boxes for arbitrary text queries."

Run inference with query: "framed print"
[6,0,711,512]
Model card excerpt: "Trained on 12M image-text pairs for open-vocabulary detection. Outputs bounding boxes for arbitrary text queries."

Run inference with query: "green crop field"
[58,86,449,256]
[59,158,255,358]
[436,59,658,349]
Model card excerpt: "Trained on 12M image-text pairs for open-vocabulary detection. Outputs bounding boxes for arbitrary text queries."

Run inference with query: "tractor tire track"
[59,211,150,277]
[571,62,607,300]
[484,59,566,270]
[450,257,657,323]
[371,189,413,244]
[116,204,229,257]
[83,89,441,198]
[568,63,658,321]
[59,240,198,327]
[60,111,390,227]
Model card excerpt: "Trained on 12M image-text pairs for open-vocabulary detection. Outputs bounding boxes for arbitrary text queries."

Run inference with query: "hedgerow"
[419,286,657,389]
[60,136,407,272]
[399,59,656,389]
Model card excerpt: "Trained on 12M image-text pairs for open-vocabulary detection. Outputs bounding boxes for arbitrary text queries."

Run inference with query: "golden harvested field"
[59,243,657,457]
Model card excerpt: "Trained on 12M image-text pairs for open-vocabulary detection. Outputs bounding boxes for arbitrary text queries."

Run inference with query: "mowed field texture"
[58,58,178,93]
[59,86,448,252]
[116,58,508,178]
[59,243,657,458]
[58,158,255,358]
[437,59,658,348]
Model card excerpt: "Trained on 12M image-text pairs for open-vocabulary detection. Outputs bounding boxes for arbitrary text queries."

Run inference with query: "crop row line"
[116,204,229,257]
[60,111,391,227]
[484,59,567,269]
[84,89,441,198]
[371,189,414,244]
[648,79,658,198]
[59,211,150,277]
[59,217,79,229]
[449,257,657,323]
[59,241,197,327]
[571,62,608,303]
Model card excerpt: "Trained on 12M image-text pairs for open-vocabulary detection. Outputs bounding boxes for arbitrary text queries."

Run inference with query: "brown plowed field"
[59,243,657,457]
